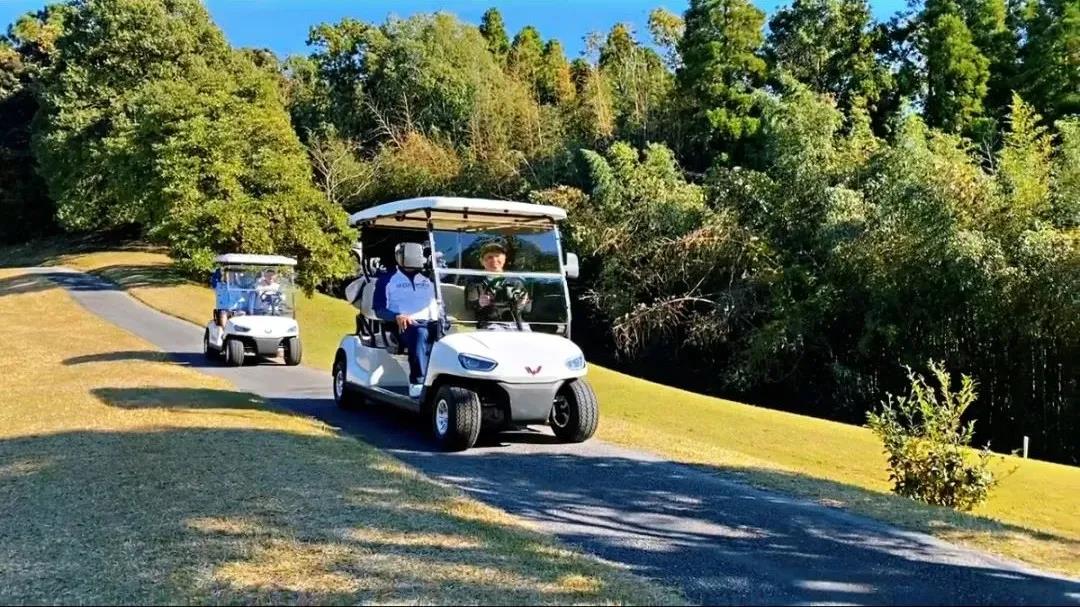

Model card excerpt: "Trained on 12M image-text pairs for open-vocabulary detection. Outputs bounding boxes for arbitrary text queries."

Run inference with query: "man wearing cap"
[466,241,531,330]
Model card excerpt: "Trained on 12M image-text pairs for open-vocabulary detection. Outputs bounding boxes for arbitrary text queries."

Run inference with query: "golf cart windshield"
[433,226,569,334]
[212,265,296,317]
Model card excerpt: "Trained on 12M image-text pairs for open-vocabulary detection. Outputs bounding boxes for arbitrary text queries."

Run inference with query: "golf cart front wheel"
[431,385,482,451]
[284,336,302,366]
[550,379,599,443]
[224,338,245,367]
[203,329,216,361]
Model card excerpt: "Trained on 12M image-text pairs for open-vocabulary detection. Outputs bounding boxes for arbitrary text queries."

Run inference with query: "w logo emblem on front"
[525,365,542,376]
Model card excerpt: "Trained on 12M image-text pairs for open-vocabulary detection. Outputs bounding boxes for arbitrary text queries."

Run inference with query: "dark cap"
[479,241,507,257]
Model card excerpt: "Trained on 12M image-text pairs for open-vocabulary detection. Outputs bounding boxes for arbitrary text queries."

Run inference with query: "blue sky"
[2,0,910,59]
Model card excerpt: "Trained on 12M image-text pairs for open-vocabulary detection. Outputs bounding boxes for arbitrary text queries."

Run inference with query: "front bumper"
[251,337,284,356]
[499,381,562,423]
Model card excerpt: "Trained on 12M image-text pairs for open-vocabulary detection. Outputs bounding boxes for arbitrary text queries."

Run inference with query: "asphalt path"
[23,267,1080,606]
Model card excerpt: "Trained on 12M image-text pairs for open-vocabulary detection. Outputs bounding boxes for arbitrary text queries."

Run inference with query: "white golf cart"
[333,197,597,451]
[203,254,302,367]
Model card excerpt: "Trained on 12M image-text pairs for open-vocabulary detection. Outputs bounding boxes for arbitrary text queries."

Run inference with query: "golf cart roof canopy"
[349,197,567,230]
[214,254,297,267]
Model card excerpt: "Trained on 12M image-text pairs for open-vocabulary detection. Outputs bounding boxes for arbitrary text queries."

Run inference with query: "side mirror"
[564,252,580,279]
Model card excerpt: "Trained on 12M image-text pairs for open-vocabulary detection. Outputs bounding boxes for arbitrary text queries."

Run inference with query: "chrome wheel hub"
[551,395,571,428]
[335,368,345,400]
[435,399,450,436]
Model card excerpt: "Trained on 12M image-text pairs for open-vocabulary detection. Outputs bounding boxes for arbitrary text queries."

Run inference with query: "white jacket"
[385,269,439,321]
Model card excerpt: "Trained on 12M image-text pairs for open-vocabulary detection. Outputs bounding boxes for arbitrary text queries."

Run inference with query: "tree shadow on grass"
[0,424,672,605]
[92,386,268,412]
[89,263,191,289]
[66,350,220,369]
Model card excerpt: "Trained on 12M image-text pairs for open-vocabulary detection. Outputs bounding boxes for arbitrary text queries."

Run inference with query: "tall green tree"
[539,40,574,105]
[648,7,685,69]
[923,10,990,133]
[597,23,674,144]
[1018,0,1080,121]
[0,6,65,244]
[479,7,510,63]
[955,0,1016,118]
[508,25,545,98]
[675,0,768,166]
[305,17,383,139]
[766,0,892,118]
[32,0,354,287]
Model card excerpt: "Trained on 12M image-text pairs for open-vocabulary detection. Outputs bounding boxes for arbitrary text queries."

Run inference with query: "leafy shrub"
[866,361,998,510]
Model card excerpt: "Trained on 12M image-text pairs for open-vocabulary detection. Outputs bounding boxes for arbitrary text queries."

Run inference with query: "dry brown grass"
[0,268,684,605]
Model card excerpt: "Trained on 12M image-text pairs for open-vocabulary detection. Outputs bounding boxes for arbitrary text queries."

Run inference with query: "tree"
[648,7,685,70]
[32,0,354,288]
[568,59,615,144]
[675,0,768,166]
[539,40,574,105]
[1018,0,1080,122]
[1052,118,1080,227]
[509,25,545,99]
[0,6,67,244]
[923,11,990,133]
[306,17,384,139]
[597,23,674,144]
[996,93,1053,233]
[479,7,510,63]
[955,0,1016,118]
[766,0,892,117]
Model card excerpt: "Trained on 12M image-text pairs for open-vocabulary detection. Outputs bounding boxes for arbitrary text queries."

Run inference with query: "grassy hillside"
[0,266,683,604]
[3,242,1078,576]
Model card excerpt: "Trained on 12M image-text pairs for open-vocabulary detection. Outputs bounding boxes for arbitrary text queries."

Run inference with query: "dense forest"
[1,0,1077,462]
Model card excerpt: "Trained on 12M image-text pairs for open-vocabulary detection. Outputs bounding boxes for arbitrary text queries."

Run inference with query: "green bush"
[866,361,998,510]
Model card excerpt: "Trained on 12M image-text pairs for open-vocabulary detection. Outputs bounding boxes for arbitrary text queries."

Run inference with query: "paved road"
[24,267,1080,605]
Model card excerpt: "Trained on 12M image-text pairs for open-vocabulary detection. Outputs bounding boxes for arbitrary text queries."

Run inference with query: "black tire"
[202,329,216,361]
[224,338,245,367]
[284,336,302,366]
[431,384,482,451]
[333,356,362,409]
[550,379,599,443]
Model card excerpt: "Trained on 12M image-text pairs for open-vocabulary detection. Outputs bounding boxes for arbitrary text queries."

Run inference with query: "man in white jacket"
[382,242,439,398]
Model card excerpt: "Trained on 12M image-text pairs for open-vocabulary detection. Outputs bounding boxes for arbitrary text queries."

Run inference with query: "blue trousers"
[401,321,433,384]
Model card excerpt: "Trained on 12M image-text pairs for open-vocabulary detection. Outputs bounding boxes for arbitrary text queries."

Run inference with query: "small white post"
[1023,436,1029,459]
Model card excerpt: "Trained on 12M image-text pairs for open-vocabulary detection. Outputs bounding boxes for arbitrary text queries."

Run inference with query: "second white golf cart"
[203,254,303,367]
[333,197,598,451]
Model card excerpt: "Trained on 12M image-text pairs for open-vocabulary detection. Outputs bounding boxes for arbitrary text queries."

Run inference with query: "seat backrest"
[345,270,394,321]
[441,283,475,324]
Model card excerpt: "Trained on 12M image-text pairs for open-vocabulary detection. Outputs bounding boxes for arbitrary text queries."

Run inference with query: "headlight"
[565,355,586,370]
[287,324,298,333]
[458,354,498,372]
[232,324,251,333]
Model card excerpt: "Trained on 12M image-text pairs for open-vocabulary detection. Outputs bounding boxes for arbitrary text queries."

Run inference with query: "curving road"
[25,267,1080,605]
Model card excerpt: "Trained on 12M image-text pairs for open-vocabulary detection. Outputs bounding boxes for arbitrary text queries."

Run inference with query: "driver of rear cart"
[253,268,282,313]
[465,241,531,330]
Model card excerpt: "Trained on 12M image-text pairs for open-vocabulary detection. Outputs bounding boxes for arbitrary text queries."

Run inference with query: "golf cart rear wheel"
[284,336,302,366]
[550,379,599,443]
[431,385,482,451]
[332,357,362,409]
[224,338,245,367]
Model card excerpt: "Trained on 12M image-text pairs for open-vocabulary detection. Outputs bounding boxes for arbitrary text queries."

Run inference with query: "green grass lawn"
[3,240,1078,577]
[0,265,683,604]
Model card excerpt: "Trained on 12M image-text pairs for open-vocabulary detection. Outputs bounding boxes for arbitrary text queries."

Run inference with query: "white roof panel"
[214,254,297,266]
[349,197,567,229]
